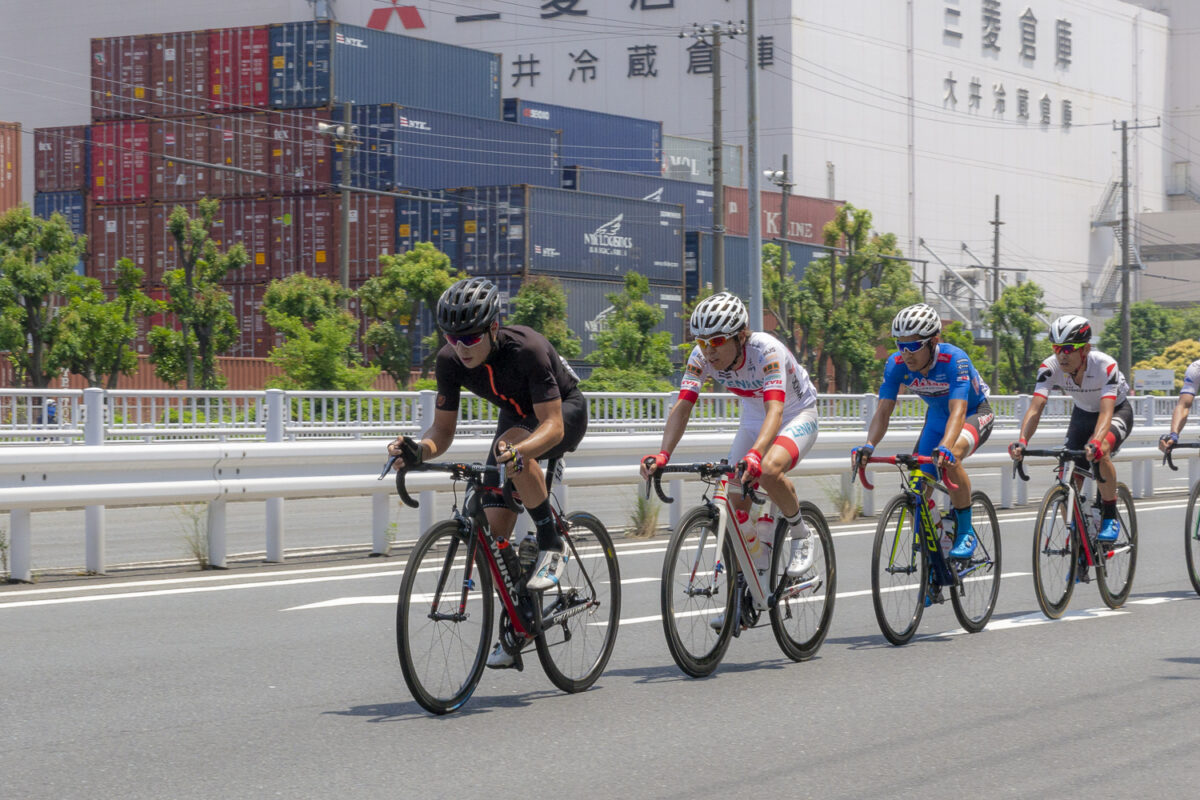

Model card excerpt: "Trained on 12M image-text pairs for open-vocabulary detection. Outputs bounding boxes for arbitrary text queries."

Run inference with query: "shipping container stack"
[0,121,21,216]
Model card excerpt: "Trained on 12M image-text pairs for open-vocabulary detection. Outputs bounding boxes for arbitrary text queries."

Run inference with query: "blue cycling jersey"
[879,342,989,420]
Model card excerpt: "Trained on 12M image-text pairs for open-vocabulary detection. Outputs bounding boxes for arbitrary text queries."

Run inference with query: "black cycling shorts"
[1064,400,1133,468]
[482,389,588,493]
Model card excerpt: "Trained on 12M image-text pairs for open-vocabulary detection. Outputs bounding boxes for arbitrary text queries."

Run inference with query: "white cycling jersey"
[1181,359,1200,396]
[679,331,817,417]
[1033,349,1129,413]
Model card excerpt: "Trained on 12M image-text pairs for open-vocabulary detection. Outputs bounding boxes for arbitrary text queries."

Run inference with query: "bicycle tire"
[1186,478,1200,597]
[534,511,621,693]
[1032,484,1078,619]
[950,491,1002,633]
[1096,483,1137,609]
[769,502,836,661]
[871,495,927,646]
[396,520,493,715]
[660,505,736,677]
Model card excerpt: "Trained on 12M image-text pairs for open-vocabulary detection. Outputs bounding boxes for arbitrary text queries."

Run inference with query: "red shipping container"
[0,121,20,215]
[151,118,211,201]
[150,201,198,283]
[34,125,89,193]
[89,204,152,286]
[91,35,154,121]
[268,108,334,195]
[271,195,334,280]
[153,31,209,117]
[211,198,273,283]
[91,121,151,203]
[722,187,841,245]
[338,193,394,282]
[225,281,276,358]
[207,112,270,197]
[209,27,269,112]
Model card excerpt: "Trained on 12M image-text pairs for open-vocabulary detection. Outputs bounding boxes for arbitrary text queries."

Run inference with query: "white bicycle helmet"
[1048,314,1092,345]
[690,292,749,338]
[891,303,942,339]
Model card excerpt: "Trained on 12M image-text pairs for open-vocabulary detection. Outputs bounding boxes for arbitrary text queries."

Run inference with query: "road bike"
[389,455,620,714]
[855,454,1001,645]
[1016,447,1137,618]
[646,459,835,677]
[1161,442,1200,595]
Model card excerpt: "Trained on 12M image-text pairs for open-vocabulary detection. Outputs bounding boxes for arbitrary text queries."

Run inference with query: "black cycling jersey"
[434,325,580,417]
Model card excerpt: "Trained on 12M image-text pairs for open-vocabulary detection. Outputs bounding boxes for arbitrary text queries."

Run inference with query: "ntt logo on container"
[523,108,551,121]
[399,116,431,131]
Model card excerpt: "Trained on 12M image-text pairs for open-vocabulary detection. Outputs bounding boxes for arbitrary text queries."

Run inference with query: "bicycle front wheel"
[1187,478,1200,597]
[397,520,493,715]
[1096,483,1138,609]
[950,491,1002,633]
[534,511,621,693]
[660,505,736,677]
[1032,485,1078,619]
[769,502,836,661]
[871,495,927,646]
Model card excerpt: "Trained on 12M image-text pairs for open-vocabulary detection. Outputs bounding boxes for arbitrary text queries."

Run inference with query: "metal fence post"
[1014,394,1030,506]
[372,492,390,555]
[207,498,227,569]
[1000,463,1013,508]
[265,389,285,562]
[418,390,437,431]
[861,394,877,427]
[669,478,684,529]
[1142,395,1155,427]
[419,491,436,534]
[9,508,31,582]
[83,387,106,575]
[1190,455,1200,493]
[1141,458,1154,498]
[861,477,874,517]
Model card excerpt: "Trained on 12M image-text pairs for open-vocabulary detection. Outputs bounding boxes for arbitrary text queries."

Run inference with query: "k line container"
[91,121,151,203]
[34,125,90,193]
[661,133,744,186]
[562,166,714,232]
[332,104,561,192]
[153,30,210,116]
[91,35,154,121]
[89,203,152,286]
[0,121,20,215]
[209,26,270,111]
[151,118,211,201]
[269,21,501,118]
[722,186,841,244]
[504,99,661,176]
[457,185,684,284]
[684,231,823,303]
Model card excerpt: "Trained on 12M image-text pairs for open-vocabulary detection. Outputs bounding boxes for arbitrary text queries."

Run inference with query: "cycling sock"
[529,499,560,550]
[783,509,810,537]
[1101,499,1117,520]
[954,505,973,531]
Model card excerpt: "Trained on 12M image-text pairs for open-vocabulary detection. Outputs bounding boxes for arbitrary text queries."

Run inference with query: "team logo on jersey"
[908,377,950,396]
[937,352,952,363]
[685,363,703,377]
[763,361,781,375]
[436,394,448,409]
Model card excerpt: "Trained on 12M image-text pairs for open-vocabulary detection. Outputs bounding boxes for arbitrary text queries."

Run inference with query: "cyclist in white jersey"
[640,292,820,578]
[1158,358,1200,454]
[1008,315,1132,542]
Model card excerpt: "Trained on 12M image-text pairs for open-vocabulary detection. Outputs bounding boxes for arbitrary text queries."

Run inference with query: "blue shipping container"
[458,185,684,284]
[33,191,87,275]
[563,166,714,233]
[504,99,661,176]
[333,104,561,192]
[395,191,461,263]
[270,21,501,118]
[685,232,822,303]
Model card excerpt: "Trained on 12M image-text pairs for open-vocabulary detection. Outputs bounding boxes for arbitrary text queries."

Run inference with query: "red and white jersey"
[1033,349,1129,412]
[679,331,817,416]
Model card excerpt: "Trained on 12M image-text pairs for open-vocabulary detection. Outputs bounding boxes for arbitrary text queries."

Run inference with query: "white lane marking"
[284,576,663,611]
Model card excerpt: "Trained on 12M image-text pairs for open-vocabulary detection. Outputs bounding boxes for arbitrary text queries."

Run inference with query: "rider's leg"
[945,406,992,558]
[759,409,819,577]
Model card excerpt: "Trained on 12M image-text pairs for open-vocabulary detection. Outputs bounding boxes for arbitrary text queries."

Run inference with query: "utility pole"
[745,0,762,329]
[684,21,743,293]
[1114,117,1160,378]
[318,104,358,308]
[764,154,793,332]
[990,194,1002,390]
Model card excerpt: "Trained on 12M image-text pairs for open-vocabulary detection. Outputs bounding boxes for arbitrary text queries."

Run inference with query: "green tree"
[359,242,459,387]
[1098,300,1177,366]
[580,271,674,391]
[1133,339,1200,392]
[761,242,808,356]
[0,205,88,387]
[506,275,581,358]
[149,199,247,388]
[986,281,1050,394]
[54,259,160,388]
[263,274,379,391]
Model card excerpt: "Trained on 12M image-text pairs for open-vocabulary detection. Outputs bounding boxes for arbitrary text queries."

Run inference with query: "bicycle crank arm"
[769,578,822,606]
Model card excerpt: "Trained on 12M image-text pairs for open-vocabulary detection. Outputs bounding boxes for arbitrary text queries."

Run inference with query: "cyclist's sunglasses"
[1052,343,1083,355]
[696,334,732,349]
[895,337,932,352]
[445,331,486,347]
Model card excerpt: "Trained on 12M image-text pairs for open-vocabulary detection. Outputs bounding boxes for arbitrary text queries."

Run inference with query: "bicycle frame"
[1020,452,1105,570]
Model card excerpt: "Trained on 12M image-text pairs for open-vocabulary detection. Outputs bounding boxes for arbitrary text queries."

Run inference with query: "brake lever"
[378,454,399,480]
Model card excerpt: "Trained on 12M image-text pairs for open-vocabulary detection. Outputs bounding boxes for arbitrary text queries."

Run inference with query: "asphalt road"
[4,489,1200,799]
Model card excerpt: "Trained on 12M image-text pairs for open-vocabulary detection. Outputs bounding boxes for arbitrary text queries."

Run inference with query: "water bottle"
[518,532,538,575]
[755,513,776,574]
[738,509,762,557]
[497,537,521,583]
[1088,501,1102,535]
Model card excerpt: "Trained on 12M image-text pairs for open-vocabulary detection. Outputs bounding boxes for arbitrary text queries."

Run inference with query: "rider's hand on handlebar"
[640,450,670,480]
[387,436,424,468]
[1160,432,1179,453]
[934,445,957,469]
[496,440,525,474]
[1084,438,1104,462]
[737,448,763,484]
[1008,438,1027,461]
[850,443,874,471]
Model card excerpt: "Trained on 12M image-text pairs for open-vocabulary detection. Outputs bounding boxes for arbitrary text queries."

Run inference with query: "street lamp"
[764,156,794,330]
[317,107,357,307]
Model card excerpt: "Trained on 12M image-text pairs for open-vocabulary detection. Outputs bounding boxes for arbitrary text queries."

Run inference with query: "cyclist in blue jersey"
[851,303,995,558]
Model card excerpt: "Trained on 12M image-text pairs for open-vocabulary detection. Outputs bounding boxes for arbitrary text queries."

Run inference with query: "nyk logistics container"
[661,133,744,186]
[91,121,151,203]
[562,166,714,233]
[685,231,823,303]
[722,186,841,244]
[91,35,154,121]
[458,185,683,284]
[0,121,20,215]
[504,99,661,176]
[34,191,86,274]
[209,26,270,111]
[35,125,90,193]
[395,191,460,263]
[89,203,152,286]
[269,21,501,119]
[270,193,394,283]
[332,104,561,192]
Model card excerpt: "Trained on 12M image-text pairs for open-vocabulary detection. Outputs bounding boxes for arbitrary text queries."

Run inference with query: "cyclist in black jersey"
[388,277,587,668]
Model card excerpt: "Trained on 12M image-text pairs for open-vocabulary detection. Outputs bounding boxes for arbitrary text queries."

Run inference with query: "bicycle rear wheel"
[871,495,927,646]
[950,491,1002,633]
[1096,483,1137,609]
[397,520,493,715]
[1032,485,1078,619]
[534,511,621,693]
[769,502,836,661]
[1186,479,1200,597]
[661,505,736,677]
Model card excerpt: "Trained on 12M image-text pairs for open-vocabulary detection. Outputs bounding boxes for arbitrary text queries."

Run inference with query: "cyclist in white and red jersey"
[1008,314,1132,542]
[639,292,820,578]
[1158,358,1200,454]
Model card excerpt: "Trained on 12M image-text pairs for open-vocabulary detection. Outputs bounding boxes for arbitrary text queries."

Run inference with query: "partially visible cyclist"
[1158,356,1200,455]
[387,276,587,668]
[1007,314,1132,542]
[639,292,821,580]
[852,303,994,559]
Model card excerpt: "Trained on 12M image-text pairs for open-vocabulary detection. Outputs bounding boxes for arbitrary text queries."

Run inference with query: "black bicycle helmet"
[436,277,500,335]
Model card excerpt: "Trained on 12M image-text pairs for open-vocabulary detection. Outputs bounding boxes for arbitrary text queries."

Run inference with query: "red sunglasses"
[446,331,486,347]
[1052,343,1083,355]
[696,334,732,349]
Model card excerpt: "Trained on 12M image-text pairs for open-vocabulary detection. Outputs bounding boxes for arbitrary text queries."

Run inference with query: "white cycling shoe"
[785,535,815,578]
[526,543,568,592]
